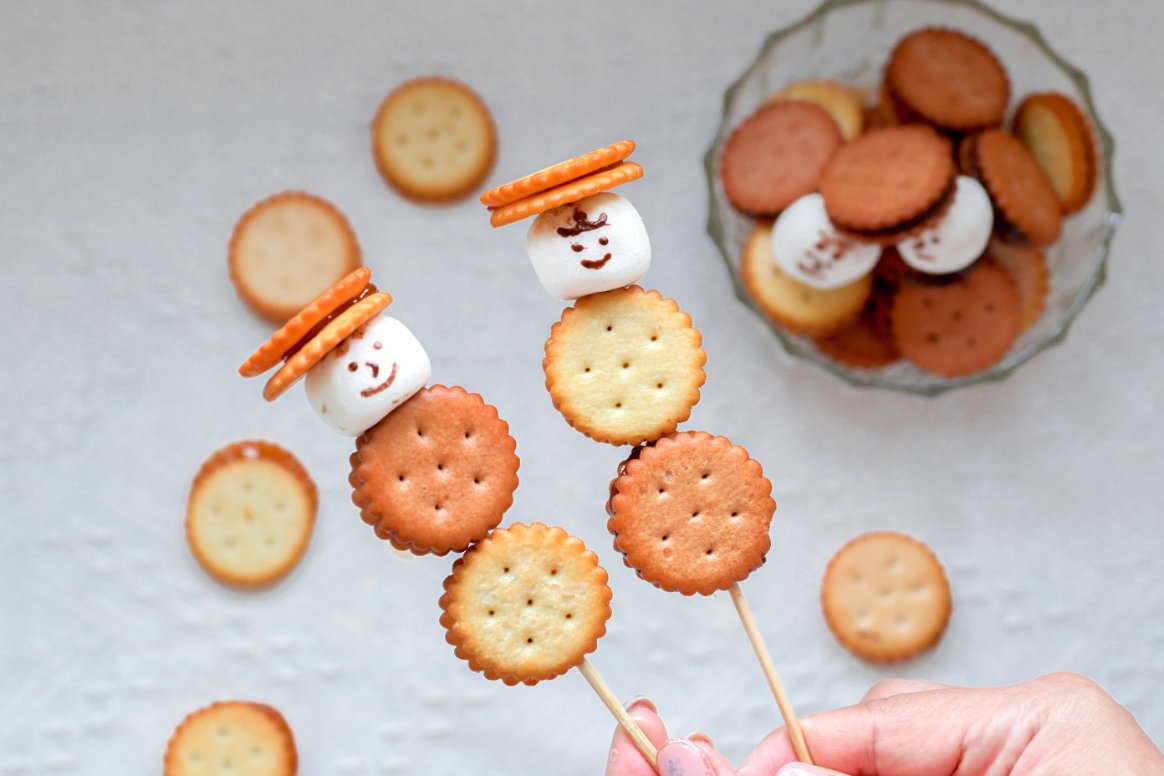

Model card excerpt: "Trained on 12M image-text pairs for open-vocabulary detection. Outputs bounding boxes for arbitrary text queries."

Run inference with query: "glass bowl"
[704,0,1120,395]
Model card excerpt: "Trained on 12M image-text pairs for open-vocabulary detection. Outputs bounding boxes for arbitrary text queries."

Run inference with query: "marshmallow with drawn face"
[897,176,993,275]
[771,193,882,290]
[525,192,650,300]
[304,315,431,436]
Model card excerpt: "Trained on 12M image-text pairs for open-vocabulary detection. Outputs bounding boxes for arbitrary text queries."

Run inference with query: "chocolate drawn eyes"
[348,362,359,372]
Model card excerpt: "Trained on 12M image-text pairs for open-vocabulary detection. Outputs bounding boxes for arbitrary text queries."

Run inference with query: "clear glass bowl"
[704,0,1121,395]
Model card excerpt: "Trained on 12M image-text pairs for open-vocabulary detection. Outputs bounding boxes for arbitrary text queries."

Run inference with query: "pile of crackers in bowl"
[706,0,1119,394]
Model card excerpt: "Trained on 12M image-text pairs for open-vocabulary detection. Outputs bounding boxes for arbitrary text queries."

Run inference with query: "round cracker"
[186,440,317,588]
[480,139,636,208]
[821,531,951,662]
[741,223,872,336]
[228,192,362,325]
[608,431,775,596]
[164,701,297,776]
[543,285,706,446]
[372,77,496,203]
[438,522,612,686]
[350,385,520,556]
[488,162,643,228]
[262,292,392,401]
[238,267,372,377]
[1013,92,1097,215]
[986,238,1049,332]
[972,129,1063,246]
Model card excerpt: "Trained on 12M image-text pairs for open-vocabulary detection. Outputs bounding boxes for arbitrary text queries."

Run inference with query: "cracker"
[372,77,496,203]
[543,286,706,446]
[238,267,372,378]
[890,259,1022,378]
[438,522,612,686]
[350,385,520,556]
[821,531,951,662]
[480,139,636,208]
[186,440,317,588]
[164,701,297,776]
[1013,92,1097,215]
[228,192,362,324]
[986,238,1049,331]
[968,129,1062,246]
[262,292,392,401]
[488,162,643,228]
[885,27,1009,132]
[741,223,872,336]
[770,80,865,141]
[607,432,775,596]
[819,125,955,240]
[720,101,843,217]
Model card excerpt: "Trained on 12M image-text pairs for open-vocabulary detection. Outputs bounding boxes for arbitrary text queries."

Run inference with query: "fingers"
[605,698,669,776]
[860,678,954,703]
[690,733,738,775]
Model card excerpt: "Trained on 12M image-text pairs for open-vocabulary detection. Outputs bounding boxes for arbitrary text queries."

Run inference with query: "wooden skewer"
[578,657,658,770]
[729,582,814,764]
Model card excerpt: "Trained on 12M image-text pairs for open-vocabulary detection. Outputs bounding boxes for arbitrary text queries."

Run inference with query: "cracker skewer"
[578,657,659,769]
[729,582,813,764]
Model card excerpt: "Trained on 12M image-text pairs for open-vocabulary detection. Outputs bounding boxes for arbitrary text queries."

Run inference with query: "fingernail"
[657,739,714,776]
[626,696,657,714]
[687,731,714,747]
[775,764,850,776]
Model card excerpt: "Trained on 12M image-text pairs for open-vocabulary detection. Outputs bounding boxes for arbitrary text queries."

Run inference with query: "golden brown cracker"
[372,77,497,203]
[350,385,519,556]
[821,531,951,662]
[261,292,392,401]
[971,129,1063,246]
[228,192,363,324]
[480,139,636,208]
[741,223,872,336]
[607,432,774,596]
[238,267,372,378]
[438,522,612,686]
[770,80,865,141]
[543,286,706,446]
[488,162,643,228]
[1013,92,1097,215]
[164,701,297,776]
[186,441,317,588]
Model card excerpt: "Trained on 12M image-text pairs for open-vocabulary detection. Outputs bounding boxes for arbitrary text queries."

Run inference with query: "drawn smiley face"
[304,315,431,436]
[525,192,651,300]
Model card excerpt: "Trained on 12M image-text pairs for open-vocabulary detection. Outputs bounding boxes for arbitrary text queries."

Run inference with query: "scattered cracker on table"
[741,223,871,336]
[439,522,612,686]
[821,531,951,662]
[164,700,297,776]
[186,440,317,588]
[350,385,519,556]
[607,431,775,596]
[228,192,362,324]
[543,285,706,446]
[372,77,496,203]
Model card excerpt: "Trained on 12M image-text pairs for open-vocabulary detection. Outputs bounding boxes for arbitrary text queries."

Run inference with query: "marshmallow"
[304,315,431,436]
[770,193,882,290]
[525,192,650,300]
[897,176,993,275]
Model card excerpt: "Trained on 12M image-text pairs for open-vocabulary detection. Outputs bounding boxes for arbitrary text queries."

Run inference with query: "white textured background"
[2,1,1162,773]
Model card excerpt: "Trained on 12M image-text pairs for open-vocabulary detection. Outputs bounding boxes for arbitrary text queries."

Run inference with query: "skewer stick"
[578,657,658,769]
[729,582,814,764]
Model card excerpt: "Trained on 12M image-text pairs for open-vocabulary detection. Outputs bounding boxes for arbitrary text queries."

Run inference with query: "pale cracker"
[163,701,297,776]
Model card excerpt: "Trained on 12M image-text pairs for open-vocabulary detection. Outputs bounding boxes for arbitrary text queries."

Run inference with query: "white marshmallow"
[897,176,993,275]
[304,315,431,436]
[525,192,650,300]
[771,193,881,290]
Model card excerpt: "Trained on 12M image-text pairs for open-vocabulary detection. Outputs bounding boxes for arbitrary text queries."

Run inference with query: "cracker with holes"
[372,77,496,203]
[607,431,774,596]
[186,441,317,587]
[350,385,519,556]
[228,192,363,324]
[821,531,951,662]
[164,701,297,776]
[543,286,706,446]
[438,522,612,685]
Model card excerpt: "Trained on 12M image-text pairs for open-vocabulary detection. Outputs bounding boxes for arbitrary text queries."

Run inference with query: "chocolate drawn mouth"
[360,362,399,397]
[581,253,612,270]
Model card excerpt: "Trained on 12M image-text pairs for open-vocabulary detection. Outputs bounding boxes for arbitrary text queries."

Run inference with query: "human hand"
[605,698,735,776]
[606,673,1164,775]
